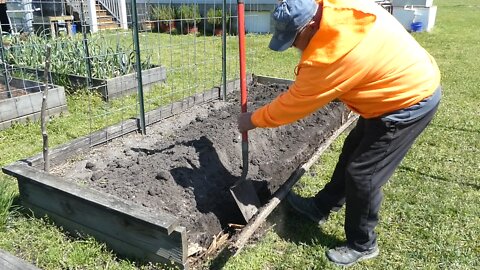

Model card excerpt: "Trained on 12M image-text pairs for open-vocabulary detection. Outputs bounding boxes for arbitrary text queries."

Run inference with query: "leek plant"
[4,33,152,80]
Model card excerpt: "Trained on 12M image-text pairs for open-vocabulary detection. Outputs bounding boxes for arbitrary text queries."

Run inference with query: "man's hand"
[238,112,256,133]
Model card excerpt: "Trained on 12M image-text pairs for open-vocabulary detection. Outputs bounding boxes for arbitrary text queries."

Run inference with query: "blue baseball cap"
[269,0,319,51]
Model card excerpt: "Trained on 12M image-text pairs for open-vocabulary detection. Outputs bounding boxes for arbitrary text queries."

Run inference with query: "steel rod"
[80,1,93,88]
[41,45,52,172]
[222,0,227,100]
[131,0,147,135]
[0,28,12,99]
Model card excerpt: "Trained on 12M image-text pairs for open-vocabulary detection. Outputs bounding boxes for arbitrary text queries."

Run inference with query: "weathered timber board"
[0,105,67,131]
[19,66,167,101]
[0,249,41,270]
[24,119,139,168]
[144,76,247,126]
[0,84,68,131]
[2,163,187,268]
[105,66,167,100]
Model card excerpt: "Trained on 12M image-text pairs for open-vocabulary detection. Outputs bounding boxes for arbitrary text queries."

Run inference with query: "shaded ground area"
[52,80,348,250]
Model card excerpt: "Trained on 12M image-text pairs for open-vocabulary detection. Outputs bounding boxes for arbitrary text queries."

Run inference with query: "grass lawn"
[0,0,479,269]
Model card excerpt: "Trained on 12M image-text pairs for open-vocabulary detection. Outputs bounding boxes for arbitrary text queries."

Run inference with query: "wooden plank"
[25,119,138,167]
[21,201,187,269]
[255,75,293,85]
[18,181,186,266]
[4,164,180,235]
[0,249,41,270]
[144,76,251,127]
[0,87,66,123]
[106,66,166,100]
[0,98,17,122]
[0,105,67,131]
[141,66,167,84]
[2,163,187,266]
[84,119,139,148]
[14,87,65,116]
[25,136,92,167]
[0,85,64,118]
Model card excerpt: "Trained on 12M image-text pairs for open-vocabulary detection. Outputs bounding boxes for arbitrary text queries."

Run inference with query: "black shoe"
[286,192,328,225]
[326,244,379,266]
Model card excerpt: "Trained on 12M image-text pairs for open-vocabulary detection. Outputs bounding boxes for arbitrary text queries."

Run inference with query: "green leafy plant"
[0,180,15,230]
[152,5,176,21]
[4,33,152,81]
[176,4,201,25]
[206,8,227,26]
[151,5,178,34]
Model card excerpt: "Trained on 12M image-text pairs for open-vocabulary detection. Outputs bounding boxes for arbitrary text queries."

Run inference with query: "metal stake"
[80,1,93,88]
[131,0,146,135]
[222,0,227,100]
[0,28,12,98]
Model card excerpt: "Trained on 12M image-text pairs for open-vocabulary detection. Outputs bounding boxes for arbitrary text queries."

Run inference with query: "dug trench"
[52,79,349,258]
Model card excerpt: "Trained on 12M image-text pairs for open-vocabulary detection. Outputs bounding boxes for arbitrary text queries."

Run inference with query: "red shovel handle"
[238,0,248,142]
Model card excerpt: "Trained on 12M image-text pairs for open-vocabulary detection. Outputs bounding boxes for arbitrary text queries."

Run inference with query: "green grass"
[0,0,479,269]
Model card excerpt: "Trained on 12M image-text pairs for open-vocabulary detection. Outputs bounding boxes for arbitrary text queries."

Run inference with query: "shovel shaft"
[241,141,249,178]
[232,0,260,223]
[238,0,248,142]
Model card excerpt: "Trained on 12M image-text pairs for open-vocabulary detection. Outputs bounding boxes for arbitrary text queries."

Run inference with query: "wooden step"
[94,1,120,30]
[97,15,114,23]
[96,10,108,16]
[97,22,120,30]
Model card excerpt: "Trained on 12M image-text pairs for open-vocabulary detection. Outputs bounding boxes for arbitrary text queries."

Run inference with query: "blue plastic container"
[410,22,423,32]
[71,24,77,34]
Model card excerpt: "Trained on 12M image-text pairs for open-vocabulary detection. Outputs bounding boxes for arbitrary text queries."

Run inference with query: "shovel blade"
[230,179,261,222]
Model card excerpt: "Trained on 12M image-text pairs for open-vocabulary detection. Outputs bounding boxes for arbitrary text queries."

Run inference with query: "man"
[237,0,441,267]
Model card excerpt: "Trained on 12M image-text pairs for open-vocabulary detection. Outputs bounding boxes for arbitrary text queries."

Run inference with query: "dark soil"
[52,80,348,253]
[0,83,27,100]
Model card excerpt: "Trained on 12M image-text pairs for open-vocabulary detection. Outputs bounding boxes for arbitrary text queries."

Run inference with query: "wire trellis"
[0,0,296,141]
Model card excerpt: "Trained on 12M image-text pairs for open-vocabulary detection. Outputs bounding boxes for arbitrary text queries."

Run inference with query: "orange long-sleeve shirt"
[252,0,440,128]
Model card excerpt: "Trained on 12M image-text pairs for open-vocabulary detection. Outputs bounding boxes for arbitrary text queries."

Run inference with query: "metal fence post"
[80,1,93,88]
[131,0,146,135]
[0,29,12,99]
[222,0,227,100]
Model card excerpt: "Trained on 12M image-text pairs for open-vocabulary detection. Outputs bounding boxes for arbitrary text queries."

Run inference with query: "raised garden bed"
[0,77,67,131]
[19,66,167,101]
[2,75,355,269]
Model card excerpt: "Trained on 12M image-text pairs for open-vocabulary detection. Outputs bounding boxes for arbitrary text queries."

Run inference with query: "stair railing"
[97,0,128,29]
[66,0,128,32]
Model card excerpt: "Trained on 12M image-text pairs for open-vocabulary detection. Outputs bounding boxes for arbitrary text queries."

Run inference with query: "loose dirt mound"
[53,80,348,249]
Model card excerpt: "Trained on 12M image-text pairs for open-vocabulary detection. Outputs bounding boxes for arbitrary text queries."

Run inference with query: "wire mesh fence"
[0,0,301,148]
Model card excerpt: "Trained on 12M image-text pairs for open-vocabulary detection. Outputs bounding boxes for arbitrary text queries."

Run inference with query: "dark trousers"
[314,104,439,251]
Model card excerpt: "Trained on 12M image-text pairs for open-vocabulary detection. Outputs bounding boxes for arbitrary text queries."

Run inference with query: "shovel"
[230,0,261,222]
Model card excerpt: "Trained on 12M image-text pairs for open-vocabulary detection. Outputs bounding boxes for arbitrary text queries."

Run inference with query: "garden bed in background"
[19,65,167,101]
[0,76,67,131]
[2,76,352,269]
